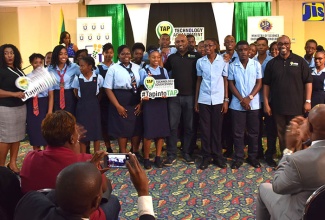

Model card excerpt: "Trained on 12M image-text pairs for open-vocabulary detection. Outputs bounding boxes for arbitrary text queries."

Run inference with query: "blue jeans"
[166,95,194,159]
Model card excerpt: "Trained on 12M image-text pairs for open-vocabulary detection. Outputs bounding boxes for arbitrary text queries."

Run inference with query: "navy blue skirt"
[53,89,77,116]
[109,89,143,138]
[26,97,48,146]
[100,93,110,141]
[142,98,170,139]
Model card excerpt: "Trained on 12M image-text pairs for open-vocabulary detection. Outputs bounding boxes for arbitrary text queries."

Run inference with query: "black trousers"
[231,109,259,161]
[199,103,223,159]
[273,113,296,152]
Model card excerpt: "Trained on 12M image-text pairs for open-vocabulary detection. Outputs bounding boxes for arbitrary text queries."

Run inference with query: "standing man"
[254,37,277,167]
[195,38,229,170]
[222,35,238,158]
[228,40,262,169]
[304,39,317,69]
[164,34,201,166]
[256,105,325,220]
[263,35,312,154]
[186,34,197,52]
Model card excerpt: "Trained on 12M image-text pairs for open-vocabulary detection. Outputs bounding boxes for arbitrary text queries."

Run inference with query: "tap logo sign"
[302,2,324,21]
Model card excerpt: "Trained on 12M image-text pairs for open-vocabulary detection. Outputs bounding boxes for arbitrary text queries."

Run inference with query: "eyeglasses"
[204,44,216,48]
[277,42,290,47]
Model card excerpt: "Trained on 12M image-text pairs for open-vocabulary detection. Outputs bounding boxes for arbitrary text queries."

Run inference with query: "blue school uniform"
[26,72,53,146]
[139,65,170,139]
[72,72,103,141]
[228,58,262,111]
[95,62,114,141]
[48,63,81,115]
[311,67,325,108]
[103,61,142,138]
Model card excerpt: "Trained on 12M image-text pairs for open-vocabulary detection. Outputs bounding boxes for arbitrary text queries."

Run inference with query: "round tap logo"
[155,21,174,38]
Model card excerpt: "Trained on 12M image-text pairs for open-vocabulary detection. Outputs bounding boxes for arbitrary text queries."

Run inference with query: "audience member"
[256,104,325,220]
[20,110,120,220]
[164,34,201,166]
[0,44,26,175]
[263,35,313,154]
[228,40,262,169]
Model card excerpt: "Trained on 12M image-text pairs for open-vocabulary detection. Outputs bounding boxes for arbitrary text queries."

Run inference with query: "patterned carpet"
[11,140,275,220]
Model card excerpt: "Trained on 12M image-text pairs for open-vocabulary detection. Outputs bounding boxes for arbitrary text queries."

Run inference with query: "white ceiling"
[0,0,82,7]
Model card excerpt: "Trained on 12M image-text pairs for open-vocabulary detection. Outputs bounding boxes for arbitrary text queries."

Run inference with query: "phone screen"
[104,153,130,168]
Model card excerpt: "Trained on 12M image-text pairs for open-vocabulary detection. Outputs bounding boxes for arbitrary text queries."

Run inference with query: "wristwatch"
[306,100,311,103]
[224,97,230,102]
[283,148,293,156]
[249,95,254,100]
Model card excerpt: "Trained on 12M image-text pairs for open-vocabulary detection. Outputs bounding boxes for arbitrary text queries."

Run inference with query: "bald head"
[175,34,188,54]
[308,104,325,140]
[56,162,102,217]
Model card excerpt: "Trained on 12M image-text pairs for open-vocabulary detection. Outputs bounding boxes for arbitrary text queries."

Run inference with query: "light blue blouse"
[139,65,169,85]
[48,63,81,90]
[71,72,104,97]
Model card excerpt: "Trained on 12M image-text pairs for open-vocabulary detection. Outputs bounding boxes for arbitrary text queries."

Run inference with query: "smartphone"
[104,153,130,168]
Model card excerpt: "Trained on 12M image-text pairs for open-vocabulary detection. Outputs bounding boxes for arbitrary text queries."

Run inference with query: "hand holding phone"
[104,153,130,168]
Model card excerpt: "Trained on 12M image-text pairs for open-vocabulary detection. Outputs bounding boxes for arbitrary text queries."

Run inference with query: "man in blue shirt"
[228,40,262,169]
[195,38,229,170]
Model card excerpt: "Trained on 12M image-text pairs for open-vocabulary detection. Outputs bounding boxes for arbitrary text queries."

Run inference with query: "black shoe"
[106,147,113,153]
[257,152,264,160]
[134,152,143,163]
[246,158,261,168]
[183,154,195,164]
[212,158,227,169]
[164,158,176,167]
[143,159,152,170]
[231,160,243,169]
[154,156,163,168]
[199,157,210,170]
[265,157,277,167]
[223,150,233,158]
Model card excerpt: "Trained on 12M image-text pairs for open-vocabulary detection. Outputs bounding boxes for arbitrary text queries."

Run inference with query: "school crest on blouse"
[144,76,156,90]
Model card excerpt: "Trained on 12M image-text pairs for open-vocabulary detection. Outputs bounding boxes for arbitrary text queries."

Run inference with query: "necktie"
[120,63,137,93]
[57,67,67,109]
[33,95,39,116]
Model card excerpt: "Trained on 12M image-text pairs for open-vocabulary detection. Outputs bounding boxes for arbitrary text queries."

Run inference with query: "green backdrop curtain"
[234,2,271,41]
[87,5,125,61]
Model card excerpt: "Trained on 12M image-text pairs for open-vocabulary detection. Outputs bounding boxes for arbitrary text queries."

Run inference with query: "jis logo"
[302,2,324,21]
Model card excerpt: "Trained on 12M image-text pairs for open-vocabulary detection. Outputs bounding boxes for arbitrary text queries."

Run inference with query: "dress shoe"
[164,158,176,167]
[265,157,277,167]
[231,160,243,169]
[154,156,163,168]
[183,154,195,164]
[199,157,210,170]
[212,158,227,169]
[143,159,152,170]
[246,158,261,168]
[7,163,20,175]
[223,150,233,158]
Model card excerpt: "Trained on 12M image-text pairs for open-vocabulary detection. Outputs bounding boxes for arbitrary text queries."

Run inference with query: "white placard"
[77,17,113,64]
[247,16,284,44]
[171,27,205,44]
[141,77,178,99]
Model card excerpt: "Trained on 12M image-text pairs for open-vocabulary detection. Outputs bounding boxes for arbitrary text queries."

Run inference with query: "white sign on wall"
[77,17,112,64]
[247,16,284,44]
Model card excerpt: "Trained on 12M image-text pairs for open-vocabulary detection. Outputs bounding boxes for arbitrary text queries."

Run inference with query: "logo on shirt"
[290,62,299,67]
[302,2,324,21]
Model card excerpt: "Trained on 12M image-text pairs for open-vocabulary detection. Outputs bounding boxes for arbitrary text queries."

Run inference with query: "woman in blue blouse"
[59,31,78,58]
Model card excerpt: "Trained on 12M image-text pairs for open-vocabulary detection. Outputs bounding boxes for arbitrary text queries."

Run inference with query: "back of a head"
[309,104,325,139]
[55,162,102,216]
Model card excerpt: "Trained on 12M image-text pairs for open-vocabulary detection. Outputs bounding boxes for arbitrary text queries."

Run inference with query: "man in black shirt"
[263,35,312,153]
[164,34,201,166]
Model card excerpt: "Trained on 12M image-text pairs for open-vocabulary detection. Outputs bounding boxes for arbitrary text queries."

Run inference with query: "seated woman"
[20,110,120,220]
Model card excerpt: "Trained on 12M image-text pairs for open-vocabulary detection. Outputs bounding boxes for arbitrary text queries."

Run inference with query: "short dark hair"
[305,39,318,47]
[80,56,96,70]
[316,45,324,52]
[236,40,249,49]
[269,41,277,52]
[132,42,145,53]
[59,31,70,44]
[186,34,195,39]
[117,45,130,55]
[29,53,45,64]
[74,49,88,63]
[50,45,71,67]
[0,44,22,69]
[41,110,76,147]
[146,45,158,55]
[102,43,114,52]
[256,37,268,45]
